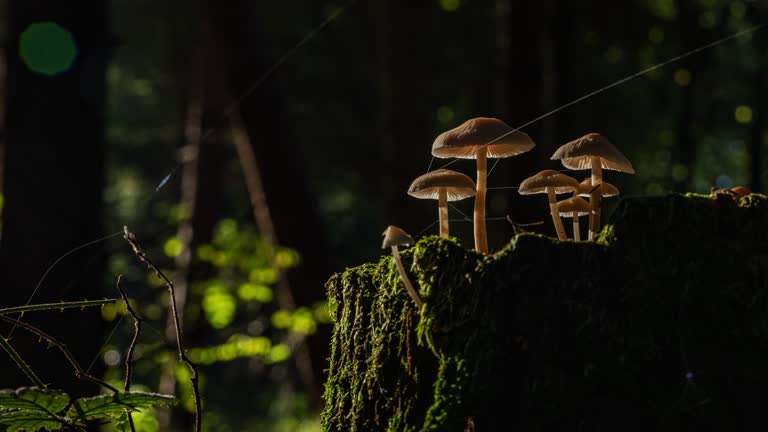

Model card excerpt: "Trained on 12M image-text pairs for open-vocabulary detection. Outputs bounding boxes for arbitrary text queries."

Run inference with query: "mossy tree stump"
[322,194,768,431]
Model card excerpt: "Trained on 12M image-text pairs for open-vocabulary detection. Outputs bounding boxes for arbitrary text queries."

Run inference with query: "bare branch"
[123,226,202,432]
[0,315,119,393]
[116,275,142,432]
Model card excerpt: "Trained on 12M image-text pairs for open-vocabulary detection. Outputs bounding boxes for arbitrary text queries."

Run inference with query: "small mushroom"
[408,169,476,239]
[518,170,579,240]
[557,196,591,241]
[432,117,536,254]
[731,186,752,197]
[577,178,620,199]
[382,225,424,309]
[551,133,634,240]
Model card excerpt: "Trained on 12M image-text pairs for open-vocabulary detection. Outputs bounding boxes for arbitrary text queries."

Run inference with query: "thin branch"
[123,226,202,432]
[0,315,119,393]
[0,335,46,387]
[116,275,141,432]
[0,299,116,315]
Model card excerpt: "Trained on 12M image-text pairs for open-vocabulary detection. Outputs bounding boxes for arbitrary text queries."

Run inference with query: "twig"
[0,315,119,393]
[0,335,46,387]
[123,226,202,432]
[117,275,141,432]
[505,216,545,235]
[0,299,116,315]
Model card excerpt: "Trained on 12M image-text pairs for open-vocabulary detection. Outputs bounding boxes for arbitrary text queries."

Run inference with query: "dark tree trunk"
[376,0,431,228]
[206,0,333,403]
[748,8,766,193]
[0,0,108,395]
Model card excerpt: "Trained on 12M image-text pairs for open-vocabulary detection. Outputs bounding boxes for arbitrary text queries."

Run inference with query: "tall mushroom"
[551,133,634,240]
[382,225,424,309]
[518,170,579,240]
[557,196,591,241]
[408,169,476,239]
[432,117,535,253]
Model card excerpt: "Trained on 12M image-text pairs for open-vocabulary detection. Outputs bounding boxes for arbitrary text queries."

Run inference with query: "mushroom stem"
[391,246,424,309]
[588,156,603,241]
[474,146,489,253]
[573,217,581,241]
[547,187,567,240]
[438,188,449,238]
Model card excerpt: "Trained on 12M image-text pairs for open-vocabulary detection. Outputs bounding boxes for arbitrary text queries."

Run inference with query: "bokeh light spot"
[19,22,77,76]
[648,27,664,44]
[437,106,454,125]
[730,1,746,19]
[673,68,691,87]
[734,105,753,124]
[671,164,689,182]
[716,174,733,188]
[438,0,461,12]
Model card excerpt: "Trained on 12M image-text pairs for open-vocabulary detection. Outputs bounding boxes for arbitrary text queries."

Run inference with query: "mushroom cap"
[518,169,579,195]
[407,169,476,201]
[432,117,536,159]
[382,225,415,249]
[551,133,635,173]
[731,186,752,197]
[578,178,620,197]
[557,196,592,217]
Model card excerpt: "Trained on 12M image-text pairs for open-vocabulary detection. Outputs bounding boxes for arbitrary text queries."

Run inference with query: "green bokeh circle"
[19,22,77,76]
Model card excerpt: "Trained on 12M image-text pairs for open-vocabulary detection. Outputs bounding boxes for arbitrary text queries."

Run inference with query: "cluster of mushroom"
[521,132,633,241]
[382,118,634,308]
[404,118,634,250]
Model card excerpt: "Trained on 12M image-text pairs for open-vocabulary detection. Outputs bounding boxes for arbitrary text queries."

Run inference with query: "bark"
[0,0,108,395]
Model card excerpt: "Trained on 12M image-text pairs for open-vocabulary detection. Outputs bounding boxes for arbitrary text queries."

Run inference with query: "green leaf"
[69,392,177,420]
[0,388,72,431]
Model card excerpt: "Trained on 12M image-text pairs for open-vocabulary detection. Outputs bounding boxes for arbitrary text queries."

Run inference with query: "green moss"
[322,194,768,431]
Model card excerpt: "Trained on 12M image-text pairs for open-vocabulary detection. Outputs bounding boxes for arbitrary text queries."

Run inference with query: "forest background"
[0,0,766,430]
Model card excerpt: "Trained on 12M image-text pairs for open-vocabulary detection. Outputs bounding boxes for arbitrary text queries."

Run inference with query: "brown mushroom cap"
[408,169,476,201]
[518,169,579,195]
[578,178,620,197]
[551,133,635,173]
[731,186,752,197]
[382,225,415,249]
[431,117,535,159]
[557,196,592,217]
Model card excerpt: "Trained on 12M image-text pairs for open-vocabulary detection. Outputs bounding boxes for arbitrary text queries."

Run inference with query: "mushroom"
[551,133,634,240]
[731,186,752,197]
[407,169,476,239]
[382,225,424,309]
[577,178,620,199]
[556,196,591,241]
[432,117,535,253]
[518,170,579,240]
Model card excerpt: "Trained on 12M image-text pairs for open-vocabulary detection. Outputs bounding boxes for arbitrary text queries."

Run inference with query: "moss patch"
[322,194,768,431]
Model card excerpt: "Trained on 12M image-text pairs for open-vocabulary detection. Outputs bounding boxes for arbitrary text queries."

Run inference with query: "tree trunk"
[376,0,431,228]
[0,0,108,396]
[323,194,768,430]
[206,0,333,403]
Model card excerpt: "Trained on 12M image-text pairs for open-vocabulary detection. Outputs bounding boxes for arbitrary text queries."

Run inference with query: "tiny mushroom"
[551,133,634,241]
[382,225,424,309]
[731,186,752,197]
[432,117,535,254]
[557,196,591,241]
[408,169,476,239]
[518,169,579,240]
